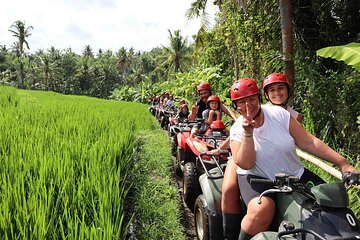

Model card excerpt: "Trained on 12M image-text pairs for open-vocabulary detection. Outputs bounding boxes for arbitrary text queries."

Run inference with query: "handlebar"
[251,172,360,204]
[342,172,360,187]
[250,178,274,185]
[250,174,305,204]
[250,173,301,188]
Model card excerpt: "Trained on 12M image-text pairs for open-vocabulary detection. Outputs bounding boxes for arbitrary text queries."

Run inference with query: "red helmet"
[210,120,225,130]
[207,95,220,103]
[179,99,186,104]
[197,82,211,92]
[262,73,289,91]
[230,78,260,101]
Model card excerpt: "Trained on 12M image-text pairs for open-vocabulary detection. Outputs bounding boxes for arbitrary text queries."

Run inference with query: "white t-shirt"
[265,102,300,120]
[286,105,299,120]
[166,99,174,108]
[230,105,304,180]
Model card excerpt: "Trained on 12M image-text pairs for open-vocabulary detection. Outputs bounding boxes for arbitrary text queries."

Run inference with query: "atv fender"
[185,138,213,156]
[252,231,287,240]
[198,169,224,240]
[198,168,223,213]
[310,181,349,208]
[177,132,189,149]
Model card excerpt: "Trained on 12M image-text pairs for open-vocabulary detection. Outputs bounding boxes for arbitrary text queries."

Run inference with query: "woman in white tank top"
[229,78,357,240]
[220,73,304,239]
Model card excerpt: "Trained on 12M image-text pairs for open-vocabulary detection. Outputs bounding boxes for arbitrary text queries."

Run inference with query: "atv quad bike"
[175,119,229,172]
[194,169,360,240]
[182,141,230,212]
[159,108,176,129]
[168,119,196,157]
[175,119,230,211]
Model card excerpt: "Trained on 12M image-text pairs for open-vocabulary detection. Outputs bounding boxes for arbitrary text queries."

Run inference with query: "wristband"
[243,133,253,138]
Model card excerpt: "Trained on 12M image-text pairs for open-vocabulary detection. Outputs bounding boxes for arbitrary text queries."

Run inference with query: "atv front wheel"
[170,136,177,157]
[175,147,184,177]
[195,194,210,240]
[183,162,200,211]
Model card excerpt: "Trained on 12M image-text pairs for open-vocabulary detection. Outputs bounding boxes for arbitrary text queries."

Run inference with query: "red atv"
[175,118,230,211]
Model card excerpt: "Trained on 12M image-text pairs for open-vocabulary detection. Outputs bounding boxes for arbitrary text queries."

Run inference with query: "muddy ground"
[172,163,197,240]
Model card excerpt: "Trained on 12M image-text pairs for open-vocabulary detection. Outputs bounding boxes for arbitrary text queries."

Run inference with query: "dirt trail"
[172,161,197,240]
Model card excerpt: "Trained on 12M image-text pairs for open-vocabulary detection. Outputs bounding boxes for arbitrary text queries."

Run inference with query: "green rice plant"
[0,85,19,108]
[0,87,155,239]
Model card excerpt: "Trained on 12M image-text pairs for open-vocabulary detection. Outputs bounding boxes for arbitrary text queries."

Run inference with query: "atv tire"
[194,195,210,240]
[175,148,184,177]
[170,136,177,157]
[183,162,200,211]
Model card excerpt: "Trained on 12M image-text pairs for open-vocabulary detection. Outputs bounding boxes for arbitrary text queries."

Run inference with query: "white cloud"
[0,0,218,54]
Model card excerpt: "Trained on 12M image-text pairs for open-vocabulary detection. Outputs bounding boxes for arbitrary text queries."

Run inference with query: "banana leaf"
[316,42,360,72]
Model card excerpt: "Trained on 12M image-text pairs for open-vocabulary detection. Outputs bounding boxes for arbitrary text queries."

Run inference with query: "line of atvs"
[150,104,360,240]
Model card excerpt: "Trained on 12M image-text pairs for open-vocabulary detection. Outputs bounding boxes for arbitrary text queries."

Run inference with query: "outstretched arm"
[220,103,237,120]
[289,117,357,173]
[188,103,199,121]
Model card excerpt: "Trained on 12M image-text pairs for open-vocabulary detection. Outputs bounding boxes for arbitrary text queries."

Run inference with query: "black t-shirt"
[196,99,208,119]
[177,110,189,120]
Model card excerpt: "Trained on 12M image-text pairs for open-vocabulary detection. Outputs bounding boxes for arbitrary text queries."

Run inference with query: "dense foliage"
[0,0,359,158]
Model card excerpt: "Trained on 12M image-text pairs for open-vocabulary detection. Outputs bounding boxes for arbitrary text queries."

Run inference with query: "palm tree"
[8,20,33,56]
[161,30,191,76]
[186,0,214,50]
[186,0,246,79]
[82,45,94,58]
[8,20,33,88]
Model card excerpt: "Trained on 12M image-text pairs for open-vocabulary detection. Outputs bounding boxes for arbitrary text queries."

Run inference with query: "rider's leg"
[240,196,275,235]
[222,159,241,240]
[238,175,276,238]
[223,213,241,240]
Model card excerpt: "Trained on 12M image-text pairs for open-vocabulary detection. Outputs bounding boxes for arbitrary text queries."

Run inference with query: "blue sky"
[0,0,217,54]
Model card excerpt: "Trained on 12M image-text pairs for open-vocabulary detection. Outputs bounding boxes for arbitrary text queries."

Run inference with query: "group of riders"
[149,73,358,240]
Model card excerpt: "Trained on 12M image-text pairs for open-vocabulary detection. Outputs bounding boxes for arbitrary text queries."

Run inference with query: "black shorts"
[237,168,325,205]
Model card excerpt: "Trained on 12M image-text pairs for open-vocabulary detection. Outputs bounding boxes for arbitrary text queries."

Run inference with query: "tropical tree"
[58,49,79,94]
[186,0,214,51]
[8,20,33,56]
[159,30,191,77]
[8,20,34,88]
[82,45,94,59]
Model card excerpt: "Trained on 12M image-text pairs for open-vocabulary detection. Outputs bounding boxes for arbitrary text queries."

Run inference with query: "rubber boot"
[238,229,253,240]
[223,213,241,240]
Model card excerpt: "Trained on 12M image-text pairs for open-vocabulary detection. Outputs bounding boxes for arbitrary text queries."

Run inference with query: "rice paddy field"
[0,86,157,239]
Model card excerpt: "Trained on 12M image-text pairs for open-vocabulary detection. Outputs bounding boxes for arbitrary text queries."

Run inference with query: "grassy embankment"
[0,86,184,239]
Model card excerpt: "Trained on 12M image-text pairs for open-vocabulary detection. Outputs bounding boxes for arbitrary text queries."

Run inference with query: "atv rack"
[198,150,230,179]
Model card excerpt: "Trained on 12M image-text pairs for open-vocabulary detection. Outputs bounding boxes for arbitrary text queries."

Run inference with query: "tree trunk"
[229,33,239,80]
[279,0,295,104]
